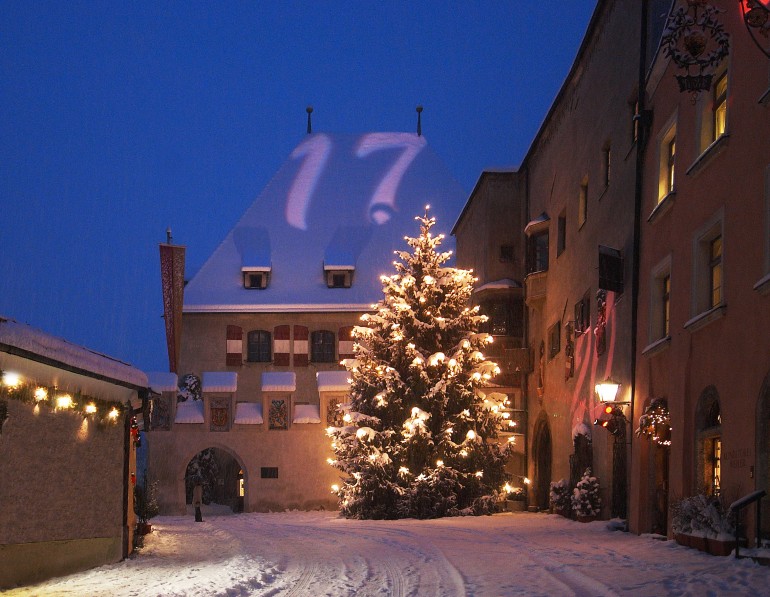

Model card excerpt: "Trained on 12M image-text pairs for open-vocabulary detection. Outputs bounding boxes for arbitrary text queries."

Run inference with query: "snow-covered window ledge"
[647,192,675,225]
[683,304,727,333]
[754,272,770,296]
[686,134,729,179]
[293,403,321,424]
[642,336,671,357]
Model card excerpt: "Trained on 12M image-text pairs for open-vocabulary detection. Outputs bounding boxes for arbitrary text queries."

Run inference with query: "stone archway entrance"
[532,414,552,511]
[185,447,244,513]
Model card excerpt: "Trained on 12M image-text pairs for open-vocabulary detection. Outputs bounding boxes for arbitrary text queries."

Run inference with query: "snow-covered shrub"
[571,468,601,518]
[671,494,735,538]
[549,479,571,513]
[177,373,202,403]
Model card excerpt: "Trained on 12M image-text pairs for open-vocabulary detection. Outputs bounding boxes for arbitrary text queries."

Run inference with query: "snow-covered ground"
[9,507,769,596]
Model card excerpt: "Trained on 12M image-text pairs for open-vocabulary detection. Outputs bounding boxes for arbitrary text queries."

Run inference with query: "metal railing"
[729,489,767,559]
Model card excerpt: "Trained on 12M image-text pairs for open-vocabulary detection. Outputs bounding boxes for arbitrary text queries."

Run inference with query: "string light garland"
[636,398,672,447]
[0,368,126,425]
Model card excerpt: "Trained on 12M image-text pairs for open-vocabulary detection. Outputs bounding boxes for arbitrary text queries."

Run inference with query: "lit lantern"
[595,377,621,403]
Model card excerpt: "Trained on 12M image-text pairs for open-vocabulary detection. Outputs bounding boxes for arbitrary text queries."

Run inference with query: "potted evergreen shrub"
[670,494,735,555]
[134,476,159,535]
[549,479,571,517]
[571,468,601,522]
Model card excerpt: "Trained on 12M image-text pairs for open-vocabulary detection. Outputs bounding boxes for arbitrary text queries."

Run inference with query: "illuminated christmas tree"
[327,209,513,519]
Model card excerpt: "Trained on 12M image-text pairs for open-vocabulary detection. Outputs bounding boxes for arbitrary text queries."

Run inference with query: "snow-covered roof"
[202,372,238,393]
[0,316,148,389]
[316,371,350,393]
[175,400,204,424]
[183,133,468,313]
[293,403,321,424]
[524,212,550,236]
[262,371,296,392]
[473,278,523,293]
[147,372,178,393]
[235,402,263,424]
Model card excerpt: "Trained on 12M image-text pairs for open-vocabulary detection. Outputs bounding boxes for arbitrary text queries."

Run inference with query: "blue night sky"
[1,2,595,373]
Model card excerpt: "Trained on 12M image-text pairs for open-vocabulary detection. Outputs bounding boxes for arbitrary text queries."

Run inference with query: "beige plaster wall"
[523,0,641,515]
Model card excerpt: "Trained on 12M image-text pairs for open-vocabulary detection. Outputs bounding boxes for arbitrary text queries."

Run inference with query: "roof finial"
[416,105,423,136]
[306,106,313,134]
[166,227,172,244]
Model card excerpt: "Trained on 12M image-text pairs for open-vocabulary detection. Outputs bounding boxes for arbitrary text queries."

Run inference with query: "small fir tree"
[327,210,513,519]
[571,468,601,518]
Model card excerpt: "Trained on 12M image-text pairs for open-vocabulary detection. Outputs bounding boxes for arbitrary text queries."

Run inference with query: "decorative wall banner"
[661,0,730,95]
[160,243,186,373]
[210,397,230,432]
[269,399,288,430]
[150,395,171,430]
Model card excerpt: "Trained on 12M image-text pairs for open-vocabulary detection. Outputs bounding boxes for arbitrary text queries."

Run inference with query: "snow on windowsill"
[202,371,238,393]
[683,304,726,333]
[293,403,321,424]
[148,372,179,393]
[647,192,675,224]
[753,272,770,296]
[641,336,671,357]
[235,402,263,424]
[686,134,729,178]
[175,400,204,424]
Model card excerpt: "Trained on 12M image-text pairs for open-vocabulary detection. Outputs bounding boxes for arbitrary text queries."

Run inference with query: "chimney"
[306,106,313,134]
[416,105,423,136]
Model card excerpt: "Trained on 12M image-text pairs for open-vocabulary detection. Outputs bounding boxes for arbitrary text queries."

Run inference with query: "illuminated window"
[713,72,727,141]
[247,330,272,362]
[696,388,722,497]
[666,138,676,194]
[709,236,723,308]
[238,469,245,497]
[311,330,336,363]
[662,274,671,337]
[655,117,677,205]
[578,180,588,228]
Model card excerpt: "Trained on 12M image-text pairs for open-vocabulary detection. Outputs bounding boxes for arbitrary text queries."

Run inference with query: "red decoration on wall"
[594,290,607,357]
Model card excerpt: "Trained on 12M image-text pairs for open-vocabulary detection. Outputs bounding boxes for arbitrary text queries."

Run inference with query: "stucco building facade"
[0,317,147,589]
[630,0,770,538]
[147,132,469,514]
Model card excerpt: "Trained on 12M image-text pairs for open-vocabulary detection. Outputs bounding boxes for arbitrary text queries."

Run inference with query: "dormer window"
[242,267,271,289]
[324,265,354,288]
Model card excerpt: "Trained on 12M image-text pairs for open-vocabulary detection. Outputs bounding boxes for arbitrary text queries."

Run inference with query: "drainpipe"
[630,0,650,532]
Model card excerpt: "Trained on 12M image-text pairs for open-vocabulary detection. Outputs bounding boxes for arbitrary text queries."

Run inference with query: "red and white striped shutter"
[273,325,290,366]
[294,325,309,367]
[226,325,243,366]
[338,326,355,361]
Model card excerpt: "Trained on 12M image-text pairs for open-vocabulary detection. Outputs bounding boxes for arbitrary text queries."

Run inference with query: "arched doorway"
[694,386,722,497]
[185,447,245,513]
[532,413,552,511]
